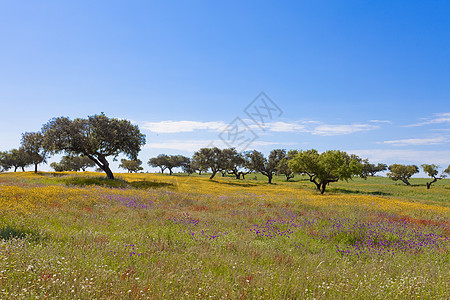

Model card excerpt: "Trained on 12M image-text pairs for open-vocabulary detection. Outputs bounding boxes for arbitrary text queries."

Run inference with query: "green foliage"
[42,113,146,179]
[421,164,447,189]
[387,164,419,186]
[51,155,96,172]
[119,159,144,173]
[275,149,298,181]
[1,148,32,172]
[222,148,249,179]
[245,149,286,184]
[192,147,226,179]
[289,149,363,194]
[148,154,190,175]
[20,132,48,173]
[361,161,387,178]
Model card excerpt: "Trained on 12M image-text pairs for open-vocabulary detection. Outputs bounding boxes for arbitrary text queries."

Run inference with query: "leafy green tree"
[189,157,208,175]
[289,149,363,194]
[148,154,189,175]
[42,113,146,179]
[445,165,450,176]
[148,154,170,173]
[421,164,447,189]
[7,147,32,172]
[276,150,298,181]
[245,149,285,184]
[192,147,226,179]
[361,161,387,178]
[387,164,419,186]
[21,132,48,173]
[50,162,65,172]
[179,157,196,175]
[0,151,12,172]
[50,155,96,172]
[119,159,144,173]
[222,148,249,179]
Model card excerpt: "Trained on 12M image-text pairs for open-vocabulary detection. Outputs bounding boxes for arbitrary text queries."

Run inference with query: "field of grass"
[0,171,449,299]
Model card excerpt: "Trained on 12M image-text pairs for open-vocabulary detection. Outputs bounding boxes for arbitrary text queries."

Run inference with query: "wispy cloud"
[265,121,307,132]
[311,124,379,136]
[370,119,392,124]
[380,137,447,146]
[144,139,286,152]
[141,120,381,136]
[142,121,226,133]
[405,113,450,127]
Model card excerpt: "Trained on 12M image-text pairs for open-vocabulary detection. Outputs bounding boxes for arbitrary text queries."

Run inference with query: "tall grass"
[0,172,448,298]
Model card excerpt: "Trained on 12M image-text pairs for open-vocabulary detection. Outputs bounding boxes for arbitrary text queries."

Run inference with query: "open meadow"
[0,172,449,299]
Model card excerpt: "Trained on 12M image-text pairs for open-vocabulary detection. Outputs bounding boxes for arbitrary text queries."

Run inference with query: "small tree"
[245,149,285,184]
[222,148,249,179]
[42,113,146,179]
[361,161,387,178]
[192,147,226,179]
[148,154,170,173]
[289,149,363,194]
[387,164,419,186]
[119,159,144,173]
[51,155,96,172]
[6,148,32,172]
[0,151,12,172]
[421,164,447,189]
[50,162,65,172]
[21,132,48,173]
[276,150,298,181]
[179,157,196,175]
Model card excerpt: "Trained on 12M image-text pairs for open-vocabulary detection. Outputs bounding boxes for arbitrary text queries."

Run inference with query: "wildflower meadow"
[0,172,448,299]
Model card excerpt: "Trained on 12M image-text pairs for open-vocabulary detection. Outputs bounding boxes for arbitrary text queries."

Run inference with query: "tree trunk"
[90,154,114,180]
[426,177,438,189]
[241,173,245,180]
[34,163,38,173]
[22,167,25,172]
[222,171,226,177]
[14,167,17,172]
[198,170,202,175]
[268,175,272,184]
[402,179,411,186]
[209,170,217,179]
[320,182,327,194]
[169,168,173,175]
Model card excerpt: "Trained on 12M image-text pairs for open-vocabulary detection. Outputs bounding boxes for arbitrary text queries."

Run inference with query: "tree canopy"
[50,155,96,172]
[289,149,363,194]
[148,154,189,175]
[42,113,146,179]
[387,164,419,186]
[192,147,226,179]
[245,149,286,184]
[119,159,144,173]
[21,132,48,173]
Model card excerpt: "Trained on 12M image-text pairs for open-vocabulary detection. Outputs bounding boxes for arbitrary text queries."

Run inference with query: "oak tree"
[289,149,362,194]
[387,164,419,186]
[42,113,146,179]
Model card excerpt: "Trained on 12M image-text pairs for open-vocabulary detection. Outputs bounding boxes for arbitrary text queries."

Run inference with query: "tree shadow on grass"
[129,181,173,189]
[210,180,259,188]
[0,225,41,241]
[327,187,392,196]
[64,177,173,190]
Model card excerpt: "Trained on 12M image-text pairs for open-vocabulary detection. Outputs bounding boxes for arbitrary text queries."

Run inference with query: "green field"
[0,172,449,299]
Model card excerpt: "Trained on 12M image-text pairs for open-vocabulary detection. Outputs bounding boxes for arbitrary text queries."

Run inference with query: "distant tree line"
[1,113,450,193]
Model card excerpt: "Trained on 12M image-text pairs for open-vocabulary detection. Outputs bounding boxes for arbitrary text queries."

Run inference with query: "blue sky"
[1,1,449,174]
